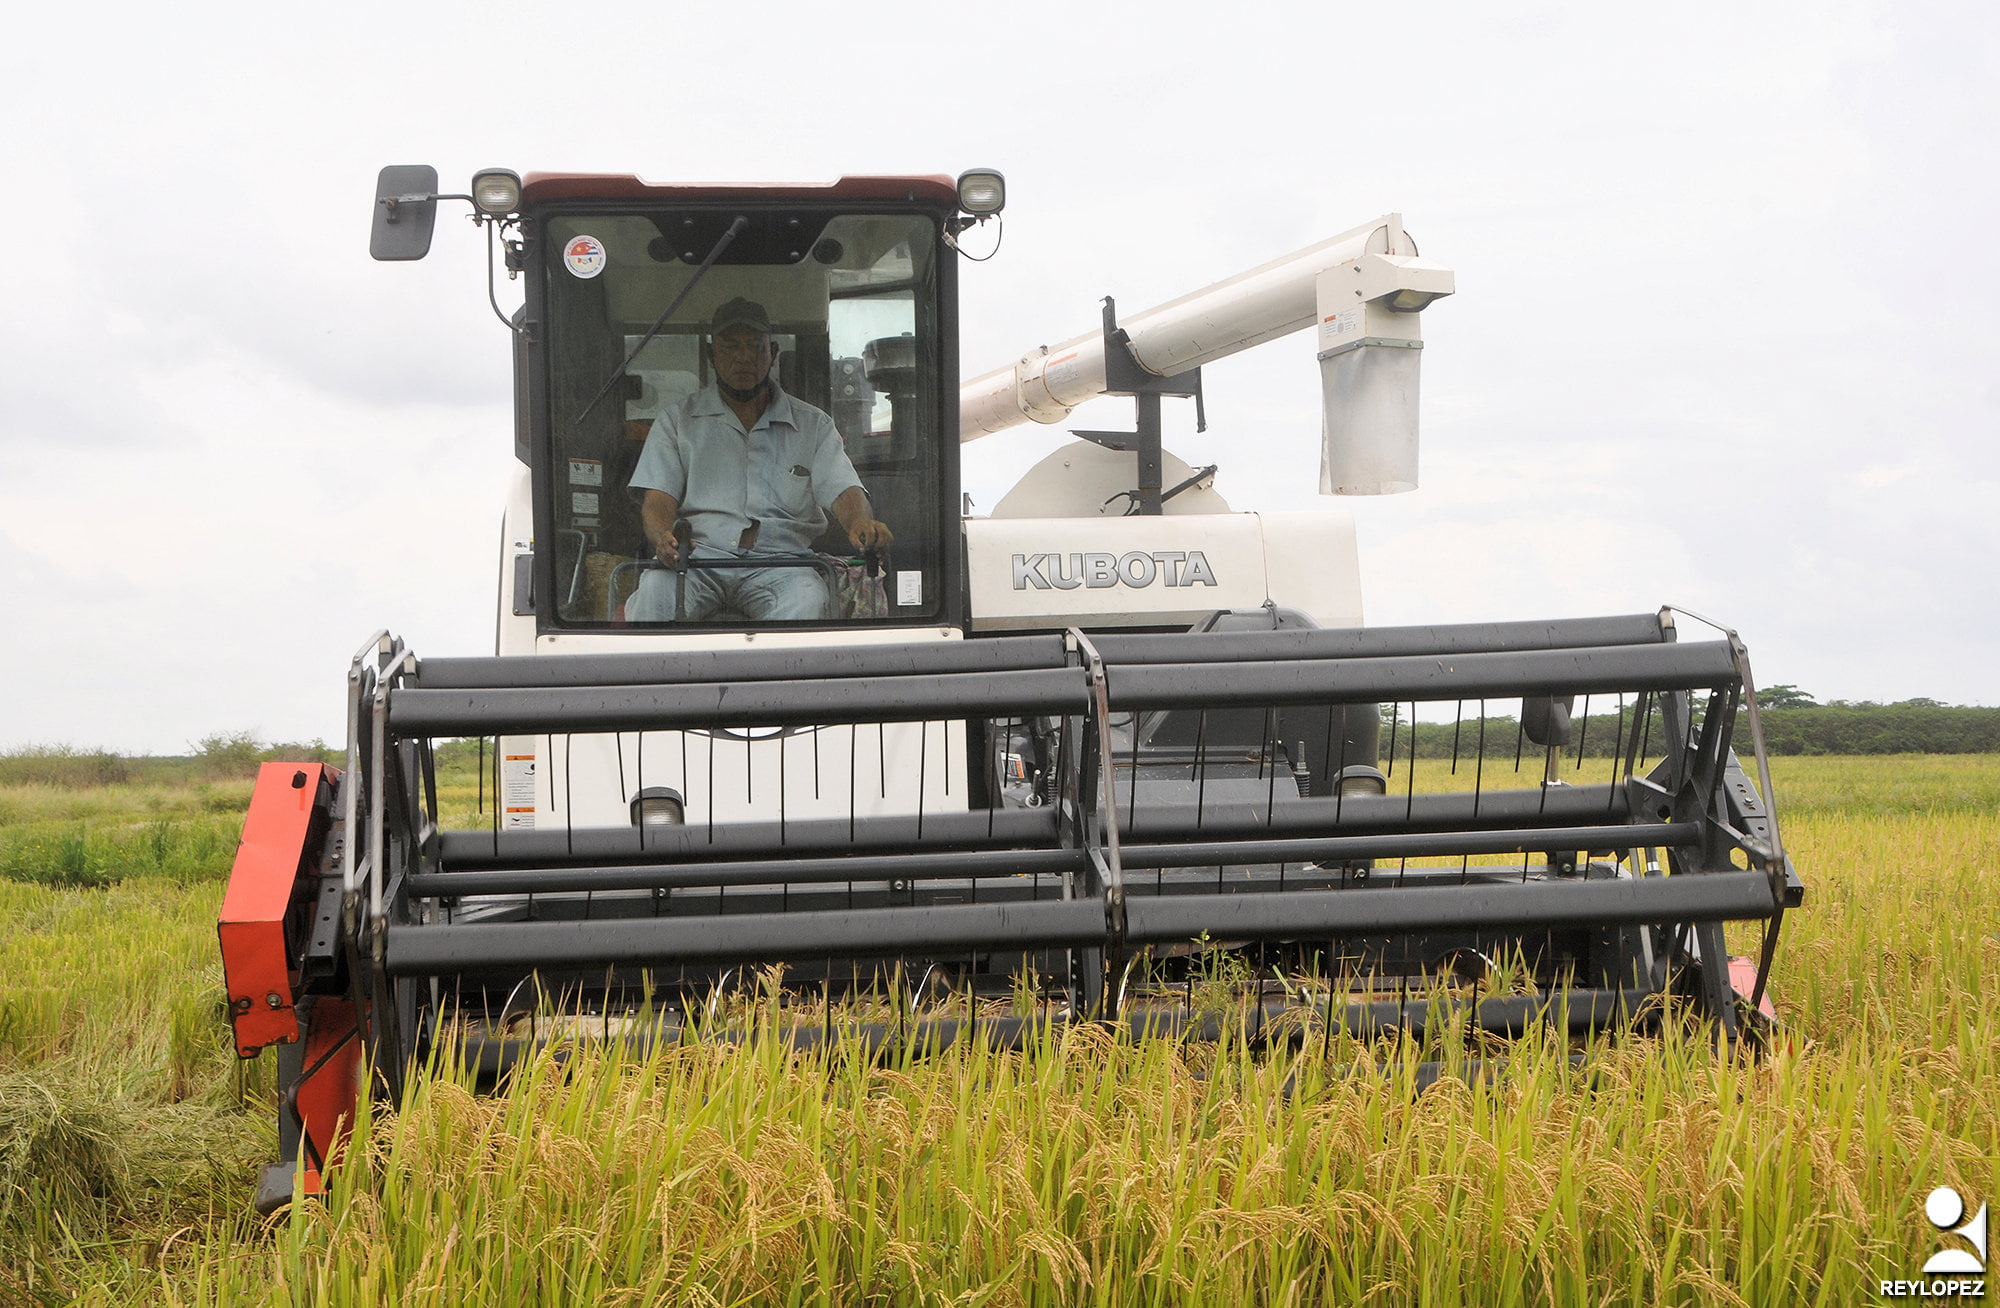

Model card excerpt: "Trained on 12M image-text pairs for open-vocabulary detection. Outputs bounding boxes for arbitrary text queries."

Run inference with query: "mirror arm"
[380,192,471,223]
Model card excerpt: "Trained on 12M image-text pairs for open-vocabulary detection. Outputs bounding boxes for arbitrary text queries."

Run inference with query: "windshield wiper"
[574,214,748,426]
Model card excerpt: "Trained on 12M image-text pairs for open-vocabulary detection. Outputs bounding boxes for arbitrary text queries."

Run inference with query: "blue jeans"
[628,552,830,622]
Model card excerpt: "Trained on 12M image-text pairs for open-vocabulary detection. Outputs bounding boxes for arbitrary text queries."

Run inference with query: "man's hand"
[832,486,892,553]
[846,518,893,551]
[641,490,683,565]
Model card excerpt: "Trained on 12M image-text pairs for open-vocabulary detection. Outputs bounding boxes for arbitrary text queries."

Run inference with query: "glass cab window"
[536,211,944,627]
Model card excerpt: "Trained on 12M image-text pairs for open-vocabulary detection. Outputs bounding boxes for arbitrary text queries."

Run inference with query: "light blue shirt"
[628,383,863,556]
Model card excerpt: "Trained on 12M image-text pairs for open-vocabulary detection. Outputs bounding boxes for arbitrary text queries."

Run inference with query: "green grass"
[0,756,1993,1305]
[0,810,245,890]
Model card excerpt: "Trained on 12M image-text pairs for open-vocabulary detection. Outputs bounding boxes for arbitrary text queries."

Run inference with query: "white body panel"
[519,716,971,834]
[497,468,536,657]
[964,510,1360,632]
[1258,511,1364,629]
[989,440,1229,519]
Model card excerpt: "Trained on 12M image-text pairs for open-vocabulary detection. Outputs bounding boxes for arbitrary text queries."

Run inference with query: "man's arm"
[830,486,892,551]
[641,490,684,564]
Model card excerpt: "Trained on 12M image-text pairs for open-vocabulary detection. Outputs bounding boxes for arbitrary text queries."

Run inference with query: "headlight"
[1333,765,1388,798]
[471,168,522,217]
[956,167,1005,217]
[1387,288,1446,312]
[630,786,685,827]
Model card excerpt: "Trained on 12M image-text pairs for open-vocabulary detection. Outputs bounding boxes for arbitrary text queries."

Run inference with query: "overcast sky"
[1,1,1993,754]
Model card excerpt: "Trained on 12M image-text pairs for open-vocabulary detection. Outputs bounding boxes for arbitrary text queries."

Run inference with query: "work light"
[630,787,686,827]
[956,168,1005,217]
[471,168,522,217]
[1334,765,1389,798]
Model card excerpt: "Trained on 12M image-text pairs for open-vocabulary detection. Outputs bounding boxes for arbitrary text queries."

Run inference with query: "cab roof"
[520,173,960,207]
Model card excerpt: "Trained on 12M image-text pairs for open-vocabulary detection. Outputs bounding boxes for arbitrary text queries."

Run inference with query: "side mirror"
[370,165,440,261]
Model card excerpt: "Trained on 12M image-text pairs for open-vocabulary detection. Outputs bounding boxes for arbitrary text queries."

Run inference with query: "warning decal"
[1321,306,1362,343]
[501,753,537,830]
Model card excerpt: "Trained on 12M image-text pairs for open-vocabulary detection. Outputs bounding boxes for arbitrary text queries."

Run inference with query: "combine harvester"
[219,166,1804,1211]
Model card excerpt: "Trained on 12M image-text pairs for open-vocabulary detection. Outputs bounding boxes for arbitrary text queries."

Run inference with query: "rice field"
[0,755,1994,1305]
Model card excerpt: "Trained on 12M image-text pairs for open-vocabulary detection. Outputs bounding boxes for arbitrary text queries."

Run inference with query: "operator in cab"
[626,298,892,622]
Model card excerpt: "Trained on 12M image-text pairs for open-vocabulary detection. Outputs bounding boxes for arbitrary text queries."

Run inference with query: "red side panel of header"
[219,762,335,1057]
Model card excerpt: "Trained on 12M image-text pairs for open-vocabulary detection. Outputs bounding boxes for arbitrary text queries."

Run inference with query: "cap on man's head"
[710,298,774,335]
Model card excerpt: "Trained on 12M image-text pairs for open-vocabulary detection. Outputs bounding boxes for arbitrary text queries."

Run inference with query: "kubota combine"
[218,166,1803,1212]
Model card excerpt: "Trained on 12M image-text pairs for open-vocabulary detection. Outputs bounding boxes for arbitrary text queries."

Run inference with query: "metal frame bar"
[387,643,1735,739]
[387,870,1775,977]
[407,822,1688,899]
[419,635,1070,689]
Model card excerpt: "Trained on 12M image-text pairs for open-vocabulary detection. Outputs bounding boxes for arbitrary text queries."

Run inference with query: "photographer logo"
[1882,1186,1986,1299]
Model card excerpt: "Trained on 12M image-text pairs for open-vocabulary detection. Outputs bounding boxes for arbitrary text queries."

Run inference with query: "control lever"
[668,519,697,622]
[671,519,694,574]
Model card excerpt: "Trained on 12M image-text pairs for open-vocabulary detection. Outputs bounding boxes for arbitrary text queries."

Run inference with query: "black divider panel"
[1091,613,1672,664]
[417,633,1070,689]
[1123,872,1775,944]
[437,806,1059,868]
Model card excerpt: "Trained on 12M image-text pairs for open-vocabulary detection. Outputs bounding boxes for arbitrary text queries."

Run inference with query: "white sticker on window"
[568,458,603,486]
[501,754,537,829]
[896,570,923,606]
[563,235,607,279]
[571,490,600,515]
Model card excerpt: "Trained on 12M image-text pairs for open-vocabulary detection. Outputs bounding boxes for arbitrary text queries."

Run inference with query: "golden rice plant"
[0,756,1994,1305]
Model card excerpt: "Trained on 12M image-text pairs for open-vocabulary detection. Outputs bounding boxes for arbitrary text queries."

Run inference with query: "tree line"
[1375,692,2000,759]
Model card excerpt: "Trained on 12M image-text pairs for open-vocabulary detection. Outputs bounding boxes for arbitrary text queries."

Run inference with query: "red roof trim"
[520,173,959,207]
